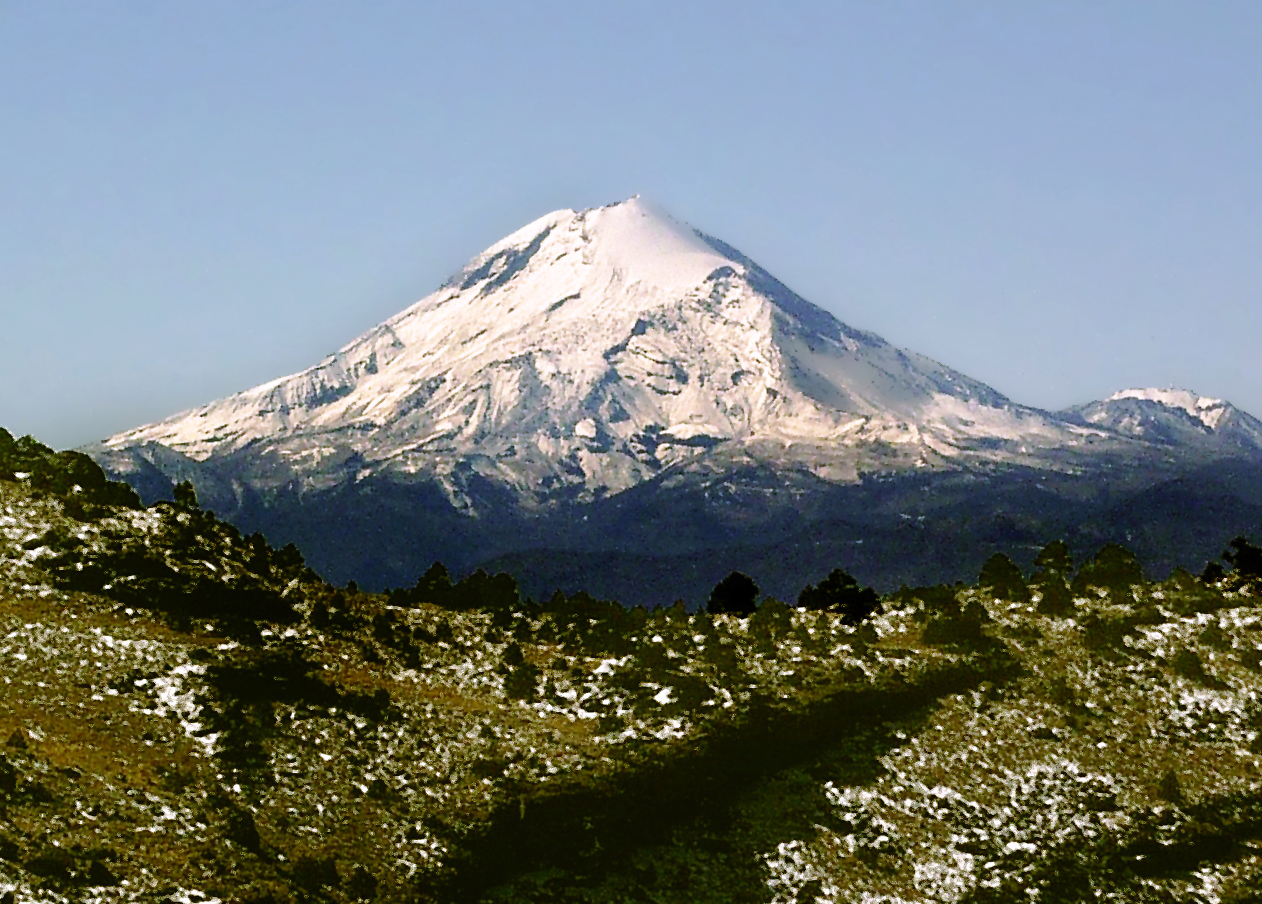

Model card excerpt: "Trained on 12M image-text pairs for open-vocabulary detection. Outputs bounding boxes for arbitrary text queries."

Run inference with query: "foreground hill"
[6,430,1262,902]
[85,198,1262,598]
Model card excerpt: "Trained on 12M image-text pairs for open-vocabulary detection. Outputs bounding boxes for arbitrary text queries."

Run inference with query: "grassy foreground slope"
[2,431,1262,903]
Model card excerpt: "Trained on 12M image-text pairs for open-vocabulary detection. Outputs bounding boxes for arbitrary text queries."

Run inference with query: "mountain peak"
[96,200,1098,510]
[1105,387,1227,428]
[1061,386,1262,453]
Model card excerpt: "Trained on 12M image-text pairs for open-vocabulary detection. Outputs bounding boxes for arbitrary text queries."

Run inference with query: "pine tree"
[978,553,1030,603]
[173,480,199,510]
[707,572,759,617]
[1224,536,1262,581]
[797,568,880,624]
[1033,540,1074,577]
[1072,544,1143,601]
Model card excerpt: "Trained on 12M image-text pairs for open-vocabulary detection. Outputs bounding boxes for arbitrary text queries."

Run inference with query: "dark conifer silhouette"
[1072,544,1143,599]
[399,562,453,607]
[1033,540,1074,577]
[1224,536,1262,581]
[1201,561,1227,585]
[978,553,1030,603]
[797,568,880,625]
[1031,539,1075,615]
[707,571,759,617]
[173,480,199,510]
[449,569,519,613]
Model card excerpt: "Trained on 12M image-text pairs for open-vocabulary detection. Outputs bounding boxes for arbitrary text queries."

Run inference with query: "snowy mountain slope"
[1059,388,1262,456]
[100,197,1106,510]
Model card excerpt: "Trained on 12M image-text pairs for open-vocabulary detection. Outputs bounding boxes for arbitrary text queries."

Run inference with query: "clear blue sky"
[3,2,1260,449]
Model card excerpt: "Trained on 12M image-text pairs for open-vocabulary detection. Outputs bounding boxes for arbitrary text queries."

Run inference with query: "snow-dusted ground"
[0,477,946,900]
[5,467,1262,900]
[754,589,1262,904]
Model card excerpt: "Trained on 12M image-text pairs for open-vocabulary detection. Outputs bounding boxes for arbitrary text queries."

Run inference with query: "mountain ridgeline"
[84,198,1262,603]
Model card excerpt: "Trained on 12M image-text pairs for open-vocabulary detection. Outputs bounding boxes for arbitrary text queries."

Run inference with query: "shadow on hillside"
[436,652,1016,903]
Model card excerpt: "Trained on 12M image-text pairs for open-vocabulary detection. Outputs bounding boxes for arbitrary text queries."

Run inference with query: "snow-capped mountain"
[98,197,1104,511]
[1059,388,1262,456]
[87,197,1262,598]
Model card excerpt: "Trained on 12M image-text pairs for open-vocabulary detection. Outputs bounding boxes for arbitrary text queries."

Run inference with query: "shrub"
[293,855,341,891]
[1168,572,1230,615]
[1199,624,1230,651]
[921,601,989,648]
[24,848,77,885]
[502,642,526,669]
[346,865,378,901]
[538,589,634,655]
[1036,578,1074,616]
[1156,767,1184,805]
[504,662,542,700]
[748,597,793,646]
[907,584,962,623]
[1172,649,1209,684]
[1080,611,1138,654]
[206,645,396,722]
[1224,536,1262,583]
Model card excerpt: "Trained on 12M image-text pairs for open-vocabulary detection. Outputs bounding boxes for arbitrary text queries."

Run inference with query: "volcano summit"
[96,198,1101,503]
[90,198,1262,601]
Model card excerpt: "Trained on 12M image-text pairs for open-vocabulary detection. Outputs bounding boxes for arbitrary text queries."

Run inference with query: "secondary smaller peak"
[1107,387,1227,416]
